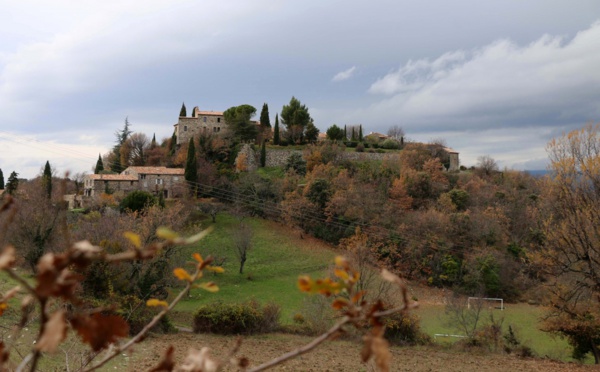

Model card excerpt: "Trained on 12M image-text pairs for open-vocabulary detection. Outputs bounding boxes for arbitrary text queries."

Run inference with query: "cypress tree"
[94,154,104,174]
[184,138,198,196]
[6,171,18,195]
[42,161,52,199]
[260,140,266,167]
[0,168,4,190]
[359,125,363,142]
[344,125,347,141]
[169,132,177,156]
[180,102,187,117]
[351,127,356,141]
[260,103,271,128]
[150,133,157,149]
[273,114,280,145]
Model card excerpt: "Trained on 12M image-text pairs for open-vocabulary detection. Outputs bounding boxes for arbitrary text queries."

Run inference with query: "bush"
[381,139,400,150]
[119,190,158,213]
[355,143,365,152]
[384,311,431,346]
[193,300,280,335]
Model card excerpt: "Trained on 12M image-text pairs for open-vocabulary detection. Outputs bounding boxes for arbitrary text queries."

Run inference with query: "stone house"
[84,166,185,198]
[174,106,227,145]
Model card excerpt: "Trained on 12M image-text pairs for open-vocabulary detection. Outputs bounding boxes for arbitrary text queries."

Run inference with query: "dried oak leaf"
[149,345,175,372]
[0,245,16,270]
[35,253,82,300]
[0,340,9,365]
[36,310,68,353]
[179,347,220,372]
[361,326,391,372]
[71,313,129,351]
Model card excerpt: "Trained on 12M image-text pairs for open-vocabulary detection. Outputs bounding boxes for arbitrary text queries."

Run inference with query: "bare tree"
[476,155,499,176]
[233,222,253,274]
[128,132,149,166]
[387,125,405,140]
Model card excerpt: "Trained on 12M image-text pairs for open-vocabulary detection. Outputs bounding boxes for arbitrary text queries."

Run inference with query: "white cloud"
[365,22,600,131]
[332,66,357,82]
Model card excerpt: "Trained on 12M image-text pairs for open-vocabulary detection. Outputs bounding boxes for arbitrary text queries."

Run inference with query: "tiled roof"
[197,111,224,116]
[124,166,184,175]
[87,174,138,181]
[443,147,459,154]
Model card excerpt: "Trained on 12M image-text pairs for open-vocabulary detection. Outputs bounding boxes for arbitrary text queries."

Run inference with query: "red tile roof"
[88,174,138,181]
[197,111,224,116]
[123,166,184,175]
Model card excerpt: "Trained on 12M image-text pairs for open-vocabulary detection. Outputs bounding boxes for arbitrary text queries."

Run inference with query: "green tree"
[259,103,271,128]
[94,154,104,174]
[6,171,18,195]
[42,160,52,199]
[150,133,157,149]
[326,124,344,141]
[305,120,319,144]
[273,114,280,145]
[344,125,347,141]
[169,132,177,156]
[112,117,132,173]
[180,102,187,117]
[281,97,311,144]
[223,104,258,142]
[358,125,363,142]
[119,190,158,213]
[260,140,266,168]
[184,138,198,195]
[351,127,356,141]
[0,168,4,190]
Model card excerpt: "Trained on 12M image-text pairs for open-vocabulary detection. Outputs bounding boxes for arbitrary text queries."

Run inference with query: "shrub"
[381,139,400,149]
[384,311,431,346]
[285,153,306,175]
[355,143,365,152]
[193,300,280,335]
[119,190,157,213]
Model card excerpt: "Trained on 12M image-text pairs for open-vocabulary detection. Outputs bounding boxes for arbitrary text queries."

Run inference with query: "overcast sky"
[1,1,600,179]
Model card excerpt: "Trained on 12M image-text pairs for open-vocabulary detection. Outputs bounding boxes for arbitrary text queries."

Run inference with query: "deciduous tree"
[539,123,600,363]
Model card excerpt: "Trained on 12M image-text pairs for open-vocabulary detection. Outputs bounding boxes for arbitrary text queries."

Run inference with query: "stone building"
[84,166,186,198]
[174,106,227,145]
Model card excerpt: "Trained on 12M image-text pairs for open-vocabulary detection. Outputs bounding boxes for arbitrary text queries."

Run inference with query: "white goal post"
[467,297,504,310]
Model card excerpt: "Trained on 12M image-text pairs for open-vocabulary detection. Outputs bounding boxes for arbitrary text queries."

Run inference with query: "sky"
[1,0,600,179]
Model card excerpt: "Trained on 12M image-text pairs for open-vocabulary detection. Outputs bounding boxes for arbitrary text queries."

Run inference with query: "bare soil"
[122,331,594,372]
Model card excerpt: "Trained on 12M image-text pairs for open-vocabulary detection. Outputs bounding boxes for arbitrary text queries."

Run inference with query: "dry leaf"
[179,347,220,372]
[195,282,219,293]
[147,299,169,308]
[124,231,142,249]
[0,245,16,270]
[36,310,67,353]
[174,268,193,282]
[149,345,175,372]
[71,313,129,351]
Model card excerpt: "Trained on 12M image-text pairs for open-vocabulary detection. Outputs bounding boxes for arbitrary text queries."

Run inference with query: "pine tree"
[42,161,52,199]
[0,168,4,190]
[273,114,280,145]
[6,171,18,195]
[94,154,104,174]
[180,102,187,117]
[169,132,177,156]
[260,140,266,167]
[184,138,198,196]
[260,103,271,128]
[359,125,363,142]
[112,117,132,173]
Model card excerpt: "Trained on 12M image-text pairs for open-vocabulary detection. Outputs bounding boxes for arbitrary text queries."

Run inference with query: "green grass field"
[172,213,336,323]
[418,303,593,363]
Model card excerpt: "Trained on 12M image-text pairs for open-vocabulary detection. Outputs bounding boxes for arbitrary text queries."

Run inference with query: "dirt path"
[122,332,593,371]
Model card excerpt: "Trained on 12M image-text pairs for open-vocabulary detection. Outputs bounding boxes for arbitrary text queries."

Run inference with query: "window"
[156,179,163,185]
[217,127,221,132]
[203,117,207,123]
[141,174,146,179]
[173,176,179,181]
[184,125,187,132]
[217,118,221,123]
[130,181,134,186]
